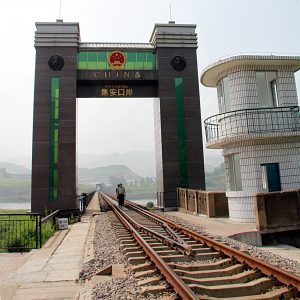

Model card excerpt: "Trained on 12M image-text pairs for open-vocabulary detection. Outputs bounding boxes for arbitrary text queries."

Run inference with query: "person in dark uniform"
[116,184,120,195]
[116,183,126,207]
[116,184,120,205]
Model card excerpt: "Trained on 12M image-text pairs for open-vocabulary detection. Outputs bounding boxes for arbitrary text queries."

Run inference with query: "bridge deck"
[0,194,299,299]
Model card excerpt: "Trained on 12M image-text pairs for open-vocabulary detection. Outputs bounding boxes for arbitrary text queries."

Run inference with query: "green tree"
[205,163,226,191]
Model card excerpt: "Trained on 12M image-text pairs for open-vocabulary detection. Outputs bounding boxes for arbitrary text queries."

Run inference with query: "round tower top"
[201,54,300,87]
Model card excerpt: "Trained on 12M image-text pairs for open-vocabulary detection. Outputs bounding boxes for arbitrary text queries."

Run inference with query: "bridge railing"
[0,210,61,252]
[77,191,95,213]
[0,213,41,252]
[40,210,59,247]
[204,106,300,144]
[0,192,95,252]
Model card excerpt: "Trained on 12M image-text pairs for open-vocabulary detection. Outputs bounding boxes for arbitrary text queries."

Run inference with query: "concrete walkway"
[261,244,300,264]
[166,211,261,245]
[0,193,100,300]
[166,211,300,265]
[166,211,257,237]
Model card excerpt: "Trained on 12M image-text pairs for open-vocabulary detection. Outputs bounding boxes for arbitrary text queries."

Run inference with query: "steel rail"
[111,197,188,246]
[100,193,199,300]
[97,193,110,212]
[125,201,192,248]
[101,193,193,255]
[128,202,300,291]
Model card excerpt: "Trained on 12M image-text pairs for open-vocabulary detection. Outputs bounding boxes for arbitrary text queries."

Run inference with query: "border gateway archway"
[32,20,205,213]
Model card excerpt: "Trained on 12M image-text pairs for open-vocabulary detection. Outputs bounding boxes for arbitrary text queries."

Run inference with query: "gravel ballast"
[81,209,300,299]
[81,212,173,299]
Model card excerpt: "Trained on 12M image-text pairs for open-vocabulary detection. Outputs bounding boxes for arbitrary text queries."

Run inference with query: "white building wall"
[228,70,260,111]
[276,70,299,106]
[204,56,300,223]
[216,65,299,111]
[223,138,300,222]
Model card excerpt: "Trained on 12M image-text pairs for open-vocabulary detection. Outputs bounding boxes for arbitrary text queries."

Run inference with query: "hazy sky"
[0,0,300,162]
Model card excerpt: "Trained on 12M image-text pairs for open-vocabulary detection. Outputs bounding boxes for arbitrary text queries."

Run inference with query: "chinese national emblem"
[170,56,186,71]
[108,51,126,70]
[48,55,64,71]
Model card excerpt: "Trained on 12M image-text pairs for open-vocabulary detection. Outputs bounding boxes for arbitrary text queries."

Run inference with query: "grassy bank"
[0,210,56,252]
[0,209,27,213]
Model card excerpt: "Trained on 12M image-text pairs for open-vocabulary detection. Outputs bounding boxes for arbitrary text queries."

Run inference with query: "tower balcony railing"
[204,106,300,145]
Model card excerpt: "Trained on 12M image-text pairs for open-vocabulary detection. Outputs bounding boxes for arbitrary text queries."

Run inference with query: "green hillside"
[78,165,140,181]
[0,178,31,203]
[205,163,226,191]
[0,161,227,204]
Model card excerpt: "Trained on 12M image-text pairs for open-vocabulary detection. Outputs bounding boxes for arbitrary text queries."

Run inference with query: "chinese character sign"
[100,85,133,97]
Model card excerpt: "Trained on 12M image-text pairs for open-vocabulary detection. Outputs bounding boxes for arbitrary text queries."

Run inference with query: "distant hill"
[204,151,223,172]
[0,150,224,178]
[1,155,31,170]
[78,165,140,182]
[0,162,30,175]
[205,162,226,191]
[79,152,155,177]
[79,150,224,177]
[0,153,226,203]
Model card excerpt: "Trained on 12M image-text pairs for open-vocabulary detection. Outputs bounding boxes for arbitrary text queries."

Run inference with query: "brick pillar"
[151,23,206,210]
[32,21,80,213]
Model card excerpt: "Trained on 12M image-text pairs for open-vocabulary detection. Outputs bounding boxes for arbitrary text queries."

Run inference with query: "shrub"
[41,221,56,246]
[68,214,80,224]
[145,201,154,210]
[1,215,57,252]
[6,238,26,252]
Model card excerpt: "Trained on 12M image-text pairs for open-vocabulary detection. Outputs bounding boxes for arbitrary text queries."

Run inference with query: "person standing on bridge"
[115,184,120,204]
[116,183,126,207]
[116,184,120,196]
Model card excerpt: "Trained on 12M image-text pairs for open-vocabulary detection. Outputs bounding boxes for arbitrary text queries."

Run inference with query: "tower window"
[271,80,279,107]
[256,71,278,107]
[228,154,242,191]
[219,77,230,113]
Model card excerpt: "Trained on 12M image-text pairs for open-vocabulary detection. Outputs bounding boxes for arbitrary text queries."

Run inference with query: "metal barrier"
[0,210,62,252]
[204,106,300,143]
[78,191,95,213]
[0,213,41,252]
[0,191,95,252]
[40,210,59,246]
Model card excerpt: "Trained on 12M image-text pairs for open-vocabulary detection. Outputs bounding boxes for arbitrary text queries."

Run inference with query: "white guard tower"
[201,55,300,223]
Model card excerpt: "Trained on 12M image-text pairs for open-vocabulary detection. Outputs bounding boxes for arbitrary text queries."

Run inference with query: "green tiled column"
[175,78,189,188]
[49,78,60,202]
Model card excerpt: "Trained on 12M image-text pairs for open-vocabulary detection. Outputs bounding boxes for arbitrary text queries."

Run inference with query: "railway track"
[98,192,300,299]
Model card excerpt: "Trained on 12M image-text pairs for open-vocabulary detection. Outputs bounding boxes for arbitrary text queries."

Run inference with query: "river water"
[0,202,31,210]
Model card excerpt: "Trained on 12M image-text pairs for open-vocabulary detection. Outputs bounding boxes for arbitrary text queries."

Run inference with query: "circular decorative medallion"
[108,51,126,70]
[170,56,186,71]
[48,55,65,71]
